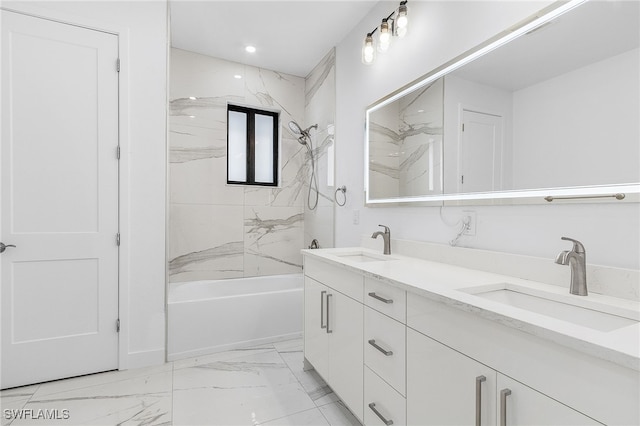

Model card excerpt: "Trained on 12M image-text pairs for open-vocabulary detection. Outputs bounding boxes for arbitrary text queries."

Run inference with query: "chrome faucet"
[555,237,588,296]
[372,225,391,255]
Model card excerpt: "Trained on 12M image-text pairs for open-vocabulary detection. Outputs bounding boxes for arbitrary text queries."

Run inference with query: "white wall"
[2,1,169,367]
[512,47,640,189]
[335,1,640,270]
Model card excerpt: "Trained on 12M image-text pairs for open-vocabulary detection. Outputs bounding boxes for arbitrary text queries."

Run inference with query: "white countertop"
[302,247,640,371]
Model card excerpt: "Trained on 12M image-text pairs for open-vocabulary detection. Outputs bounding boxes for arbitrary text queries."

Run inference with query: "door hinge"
[116,319,120,332]
[461,175,465,184]
[116,146,121,159]
[462,123,465,132]
[116,233,121,246]
[116,58,120,72]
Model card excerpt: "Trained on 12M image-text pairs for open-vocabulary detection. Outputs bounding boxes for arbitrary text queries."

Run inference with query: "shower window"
[227,104,279,186]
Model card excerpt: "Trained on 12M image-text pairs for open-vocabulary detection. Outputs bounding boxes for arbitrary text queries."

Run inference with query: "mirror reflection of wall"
[368,78,444,200]
[366,0,639,204]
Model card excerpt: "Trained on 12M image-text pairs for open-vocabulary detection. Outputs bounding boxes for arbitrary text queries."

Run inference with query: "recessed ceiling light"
[188,115,195,119]
[245,45,256,53]
[234,75,242,79]
[189,96,197,100]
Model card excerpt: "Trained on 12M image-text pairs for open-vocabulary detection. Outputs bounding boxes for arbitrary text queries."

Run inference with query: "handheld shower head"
[288,121,318,141]
[288,121,304,136]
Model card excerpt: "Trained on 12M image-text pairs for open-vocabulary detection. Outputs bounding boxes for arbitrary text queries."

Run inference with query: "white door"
[303,277,329,379]
[328,291,363,421]
[459,110,504,193]
[407,328,497,425]
[497,374,601,425]
[1,11,120,389]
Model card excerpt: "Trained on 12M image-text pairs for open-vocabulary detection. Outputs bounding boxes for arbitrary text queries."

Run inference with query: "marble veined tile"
[279,351,338,408]
[170,48,244,102]
[13,371,172,425]
[169,123,245,206]
[305,48,335,107]
[1,385,39,426]
[244,66,305,132]
[172,345,276,372]
[259,407,330,426]
[273,338,303,354]
[172,351,315,425]
[243,206,304,276]
[318,401,362,426]
[169,204,245,282]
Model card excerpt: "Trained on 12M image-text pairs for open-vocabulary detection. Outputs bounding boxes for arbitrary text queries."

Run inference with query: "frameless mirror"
[365,0,640,205]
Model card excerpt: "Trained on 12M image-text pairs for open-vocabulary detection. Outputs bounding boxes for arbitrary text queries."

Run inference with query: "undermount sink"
[334,251,397,263]
[461,283,639,332]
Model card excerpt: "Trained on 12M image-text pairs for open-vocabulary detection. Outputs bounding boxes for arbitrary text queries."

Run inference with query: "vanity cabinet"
[407,328,497,425]
[407,328,601,426]
[303,259,364,421]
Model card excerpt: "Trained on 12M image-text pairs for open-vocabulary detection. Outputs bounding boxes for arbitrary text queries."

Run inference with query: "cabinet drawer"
[364,306,406,395]
[304,257,364,302]
[365,278,406,323]
[364,366,406,426]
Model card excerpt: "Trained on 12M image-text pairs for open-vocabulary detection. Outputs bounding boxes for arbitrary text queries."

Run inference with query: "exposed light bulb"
[396,3,408,37]
[378,19,391,52]
[362,34,376,64]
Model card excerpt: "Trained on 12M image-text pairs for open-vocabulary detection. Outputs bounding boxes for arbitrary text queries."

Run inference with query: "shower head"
[288,121,318,141]
[288,121,304,136]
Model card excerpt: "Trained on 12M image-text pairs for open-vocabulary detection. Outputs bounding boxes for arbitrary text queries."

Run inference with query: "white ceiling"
[169,1,379,77]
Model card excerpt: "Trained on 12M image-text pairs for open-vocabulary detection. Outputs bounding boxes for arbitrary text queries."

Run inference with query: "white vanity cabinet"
[407,328,601,426]
[407,328,497,425]
[303,258,364,421]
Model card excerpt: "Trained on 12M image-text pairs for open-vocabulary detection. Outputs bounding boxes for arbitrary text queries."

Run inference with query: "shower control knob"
[0,242,16,253]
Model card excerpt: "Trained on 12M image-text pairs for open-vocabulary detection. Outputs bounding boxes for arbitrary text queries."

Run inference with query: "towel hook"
[334,186,347,206]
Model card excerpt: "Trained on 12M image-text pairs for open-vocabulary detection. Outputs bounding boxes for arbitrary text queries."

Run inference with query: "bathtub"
[167,274,303,361]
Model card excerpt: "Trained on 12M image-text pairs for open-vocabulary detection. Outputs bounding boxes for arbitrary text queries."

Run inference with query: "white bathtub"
[167,274,303,361]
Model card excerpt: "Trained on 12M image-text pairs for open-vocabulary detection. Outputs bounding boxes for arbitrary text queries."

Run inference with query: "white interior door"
[1,10,120,389]
[459,109,504,193]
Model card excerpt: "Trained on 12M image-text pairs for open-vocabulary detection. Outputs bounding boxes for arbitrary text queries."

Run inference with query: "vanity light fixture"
[361,1,408,64]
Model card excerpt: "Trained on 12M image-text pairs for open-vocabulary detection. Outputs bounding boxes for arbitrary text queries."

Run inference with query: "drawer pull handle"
[475,375,486,426]
[368,339,393,356]
[368,403,393,425]
[500,388,511,426]
[368,292,393,304]
[320,290,327,329]
[326,293,333,334]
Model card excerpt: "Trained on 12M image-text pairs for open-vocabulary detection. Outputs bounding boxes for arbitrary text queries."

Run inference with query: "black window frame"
[226,104,279,187]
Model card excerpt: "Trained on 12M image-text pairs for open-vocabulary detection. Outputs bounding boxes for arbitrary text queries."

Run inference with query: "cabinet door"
[304,277,329,379]
[497,375,602,426]
[407,328,497,426]
[328,291,364,422]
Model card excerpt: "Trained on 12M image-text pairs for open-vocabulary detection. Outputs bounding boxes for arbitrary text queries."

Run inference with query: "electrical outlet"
[462,210,476,236]
[353,209,360,225]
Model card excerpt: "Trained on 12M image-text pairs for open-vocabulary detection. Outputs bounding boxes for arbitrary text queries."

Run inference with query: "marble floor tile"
[13,371,172,425]
[1,338,359,426]
[279,351,338,407]
[173,350,315,425]
[318,401,362,426]
[259,407,330,426]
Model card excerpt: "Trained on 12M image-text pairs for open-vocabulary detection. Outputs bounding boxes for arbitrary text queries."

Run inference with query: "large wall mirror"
[365,0,640,205]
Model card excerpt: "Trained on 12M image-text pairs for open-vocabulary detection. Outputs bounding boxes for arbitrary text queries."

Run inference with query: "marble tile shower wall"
[304,49,336,249]
[168,48,307,282]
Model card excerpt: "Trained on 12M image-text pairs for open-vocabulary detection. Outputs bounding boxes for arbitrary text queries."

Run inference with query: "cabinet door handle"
[368,339,393,356]
[500,388,512,426]
[326,293,333,334]
[368,403,393,425]
[368,292,393,304]
[320,290,327,329]
[475,375,486,426]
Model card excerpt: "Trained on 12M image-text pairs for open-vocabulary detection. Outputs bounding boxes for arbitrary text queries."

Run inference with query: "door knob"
[0,243,16,253]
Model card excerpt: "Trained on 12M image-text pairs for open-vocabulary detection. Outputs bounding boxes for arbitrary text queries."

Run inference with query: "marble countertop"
[302,247,640,371]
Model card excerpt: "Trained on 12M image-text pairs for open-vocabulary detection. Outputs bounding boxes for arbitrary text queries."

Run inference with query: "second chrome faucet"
[372,225,391,255]
[555,237,588,296]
